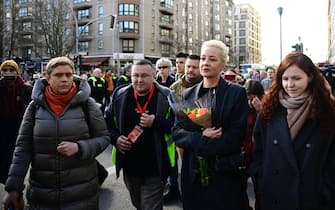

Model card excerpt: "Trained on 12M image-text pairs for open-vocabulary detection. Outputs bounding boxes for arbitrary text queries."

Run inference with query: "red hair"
[261,52,335,135]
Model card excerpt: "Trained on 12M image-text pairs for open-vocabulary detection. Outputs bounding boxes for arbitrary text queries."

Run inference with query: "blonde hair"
[45,56,75,75]
[156,57,172,69]
[201,40,228,65]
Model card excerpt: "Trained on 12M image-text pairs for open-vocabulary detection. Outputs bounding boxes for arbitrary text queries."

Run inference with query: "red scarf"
[45,83,77,116]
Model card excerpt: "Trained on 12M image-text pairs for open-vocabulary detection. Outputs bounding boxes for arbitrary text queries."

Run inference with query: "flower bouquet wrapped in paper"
[168,90,215,187]
[168,90,213,132]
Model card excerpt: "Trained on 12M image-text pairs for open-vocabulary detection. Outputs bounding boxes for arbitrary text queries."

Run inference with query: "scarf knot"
[45,83,77,116]
[279,90,311,140]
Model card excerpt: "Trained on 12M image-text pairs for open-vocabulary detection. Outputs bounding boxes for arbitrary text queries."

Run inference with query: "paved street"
[1,145,254,209]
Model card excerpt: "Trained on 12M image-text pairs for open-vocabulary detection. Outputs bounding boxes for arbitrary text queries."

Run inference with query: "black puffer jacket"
[5,77,110,210]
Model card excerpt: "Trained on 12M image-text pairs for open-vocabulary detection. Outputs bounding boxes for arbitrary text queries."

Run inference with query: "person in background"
[259,70,267,81]
[21,70,30,82]
[172,40,249,210]
[88,68,108,111]
[165,54,202,204]
[156,57,175,88]
[251,52,335,210]
[87,68,109,185]
[116,64,132,87]
[243,79,264,210]
[222,68,245,85]
[103,68,115,104]
[174,52,189,81]
[261,66,276,91]
[3,56,110,210]
[0,60,32,185]
[105,59,175,210]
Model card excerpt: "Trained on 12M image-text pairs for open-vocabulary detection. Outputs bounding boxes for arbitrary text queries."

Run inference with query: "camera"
[320,64,335,90]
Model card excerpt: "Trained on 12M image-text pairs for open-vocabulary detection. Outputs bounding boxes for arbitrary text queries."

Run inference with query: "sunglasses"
[157,66,168,69]
[2,68,16,72]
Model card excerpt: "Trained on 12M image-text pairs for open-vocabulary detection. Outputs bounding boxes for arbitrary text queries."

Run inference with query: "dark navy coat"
[251,107,335,210]
[172,78,249,210]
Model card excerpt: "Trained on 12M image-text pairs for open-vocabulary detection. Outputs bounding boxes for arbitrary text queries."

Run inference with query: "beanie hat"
[0,60,19,73]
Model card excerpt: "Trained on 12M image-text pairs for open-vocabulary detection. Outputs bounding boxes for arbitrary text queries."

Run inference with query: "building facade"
[2,0,239,72]
[233,3,262,65]
[174,0,234,65]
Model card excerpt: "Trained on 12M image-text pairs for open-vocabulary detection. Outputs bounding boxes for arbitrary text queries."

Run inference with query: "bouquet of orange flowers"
[183,107,212,128]
[168,91,213,131]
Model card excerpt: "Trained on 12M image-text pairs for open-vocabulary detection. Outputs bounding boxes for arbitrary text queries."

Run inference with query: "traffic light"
[291,43,303,53]
[110,15,116,29]
[73,56,78,64]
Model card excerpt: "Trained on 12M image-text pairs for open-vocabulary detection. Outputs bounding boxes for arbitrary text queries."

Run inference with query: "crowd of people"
[1,39,335,210]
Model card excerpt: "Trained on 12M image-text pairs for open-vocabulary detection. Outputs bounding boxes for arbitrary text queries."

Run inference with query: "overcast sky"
[233,0,328,65]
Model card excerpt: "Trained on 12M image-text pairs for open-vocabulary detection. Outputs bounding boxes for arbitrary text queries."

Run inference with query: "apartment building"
[174,0,234,64]
[233,3,262,65]
[2,0,237,71]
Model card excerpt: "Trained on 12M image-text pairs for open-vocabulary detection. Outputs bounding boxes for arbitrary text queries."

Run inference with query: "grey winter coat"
[5,77,110,210]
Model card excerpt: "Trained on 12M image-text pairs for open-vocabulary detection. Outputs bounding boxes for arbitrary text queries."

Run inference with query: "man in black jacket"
[105,59,175,210]
[0,60,32,184]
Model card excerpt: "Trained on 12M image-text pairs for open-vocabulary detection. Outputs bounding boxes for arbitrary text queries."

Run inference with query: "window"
[118,3,139,16]
[239,22,245,28]
[118,21,139,33]
[160,14,171,24]
[22,22,32,30]
[161,43,170,55]
[160,28,170,38]
[78,42,88,52]
[98,39,103,49]
[98,23,103,34]
[160,0,173,8]
[239,38,246,45]
[79,25,89,36]
[78,9,89,20]
[98,6,103,17]
[19,7,32,17]
[122,40,134,52]
[240,30,246,36]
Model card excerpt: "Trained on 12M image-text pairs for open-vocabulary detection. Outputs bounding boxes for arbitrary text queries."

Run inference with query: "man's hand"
[202,127,222,139]
[57,141,79,157]
[3,191,23,210]
[116,135,132,154]
[139,113,155,128]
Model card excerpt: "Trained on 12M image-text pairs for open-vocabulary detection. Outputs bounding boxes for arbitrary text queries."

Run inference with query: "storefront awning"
[81,57,109,66]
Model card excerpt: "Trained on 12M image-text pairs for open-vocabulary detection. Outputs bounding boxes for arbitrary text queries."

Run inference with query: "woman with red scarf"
[3,57,110,210]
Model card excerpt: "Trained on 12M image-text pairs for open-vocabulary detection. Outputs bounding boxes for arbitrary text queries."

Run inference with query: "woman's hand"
[57,141,79,156]
[251,96,263,112]
[202,127,222,139]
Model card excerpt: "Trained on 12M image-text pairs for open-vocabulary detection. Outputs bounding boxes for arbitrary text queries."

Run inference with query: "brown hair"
[261,52,335,134]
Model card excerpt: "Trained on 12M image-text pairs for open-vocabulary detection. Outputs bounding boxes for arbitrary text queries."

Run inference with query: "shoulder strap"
[82,99,92,137]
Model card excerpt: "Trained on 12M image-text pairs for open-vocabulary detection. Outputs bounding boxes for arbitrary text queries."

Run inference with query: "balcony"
[73,2,92,10]
[79,34,93,41]
[159,4,174,15]
[159,36,173,45]
[159,22,173,29]
[119,32,140,40]
[78,16,90,25]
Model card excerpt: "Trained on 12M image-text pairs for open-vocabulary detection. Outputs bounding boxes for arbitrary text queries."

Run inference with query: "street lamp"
[277,7,283,62]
